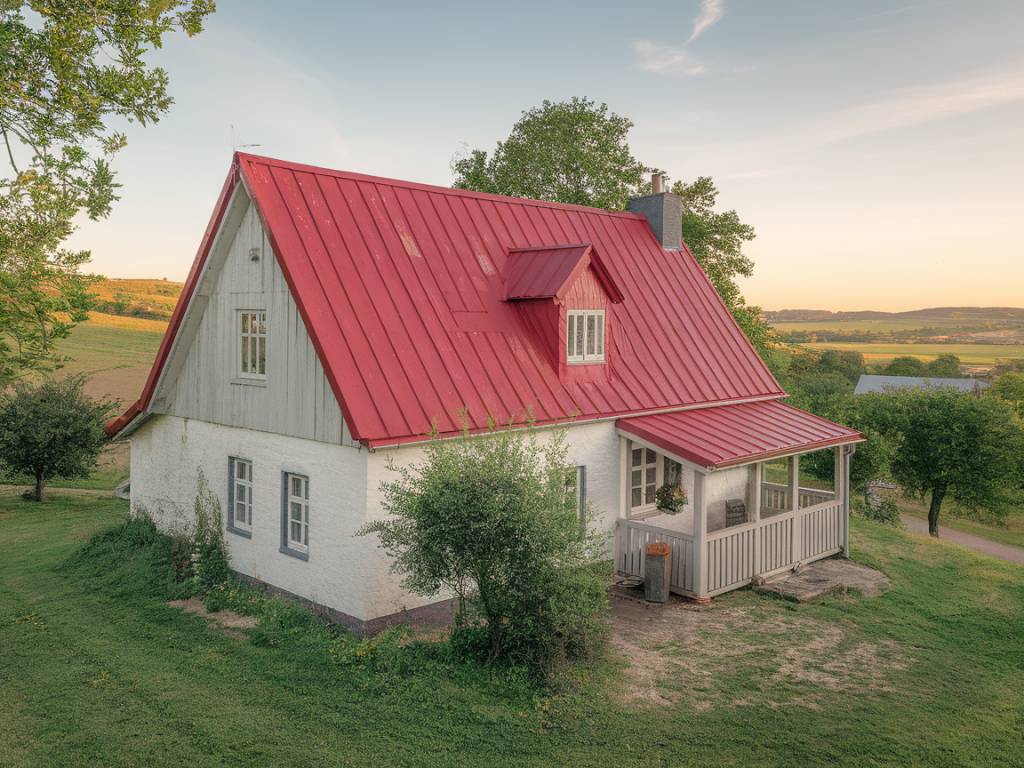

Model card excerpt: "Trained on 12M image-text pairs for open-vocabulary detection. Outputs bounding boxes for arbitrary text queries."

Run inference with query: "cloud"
[810,66,1024,145]
[632,0,724,76]
[686,0,724,44]
[631,40,705,76]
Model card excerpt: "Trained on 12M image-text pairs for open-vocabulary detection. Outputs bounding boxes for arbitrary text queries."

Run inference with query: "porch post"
[841,445,856,558]
[751,462,763,576]
[693,471,708,599]
[614,437,629,570]
[788,455,801,564]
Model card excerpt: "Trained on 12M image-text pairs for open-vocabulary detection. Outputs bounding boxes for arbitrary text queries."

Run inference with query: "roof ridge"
[234,151,646,221]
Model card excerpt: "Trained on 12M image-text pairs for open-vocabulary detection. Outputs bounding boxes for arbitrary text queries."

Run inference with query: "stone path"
[754,558,890,602]
[901,514,1024,565]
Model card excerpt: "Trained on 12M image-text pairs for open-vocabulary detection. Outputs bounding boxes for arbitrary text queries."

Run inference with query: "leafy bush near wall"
[361,426,610,681]
[60,516,194,602]
[853,497,903,528]
[190,471,231,592]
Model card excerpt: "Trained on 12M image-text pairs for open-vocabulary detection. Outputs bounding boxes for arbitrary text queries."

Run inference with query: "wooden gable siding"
[559,267,611,384]
[157,193,355,446]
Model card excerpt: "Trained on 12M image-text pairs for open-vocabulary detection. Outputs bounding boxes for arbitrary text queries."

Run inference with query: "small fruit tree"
[361,426,609,679]
[0,375,116,500]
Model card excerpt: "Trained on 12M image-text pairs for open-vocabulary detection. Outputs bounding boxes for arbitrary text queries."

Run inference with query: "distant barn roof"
[854,374,989,395]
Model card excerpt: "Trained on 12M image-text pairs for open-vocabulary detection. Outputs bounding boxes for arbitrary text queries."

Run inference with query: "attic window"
[567,310,605,363]
[239,310,267,378]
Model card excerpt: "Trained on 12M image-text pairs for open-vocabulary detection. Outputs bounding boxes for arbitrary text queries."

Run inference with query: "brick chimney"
[628,172,682,250]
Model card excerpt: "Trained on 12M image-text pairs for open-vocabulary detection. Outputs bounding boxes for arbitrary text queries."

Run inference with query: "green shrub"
[60,516,194,601]
[191,470,230,591]
[360,426,610,681]
[855,497,903,528]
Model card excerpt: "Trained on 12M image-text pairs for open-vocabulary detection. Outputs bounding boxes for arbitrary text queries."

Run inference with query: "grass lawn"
[1,491,1022,766]
[799,341,1024,365]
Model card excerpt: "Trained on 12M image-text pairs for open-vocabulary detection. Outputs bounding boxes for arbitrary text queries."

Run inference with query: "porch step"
[753,558,890,603]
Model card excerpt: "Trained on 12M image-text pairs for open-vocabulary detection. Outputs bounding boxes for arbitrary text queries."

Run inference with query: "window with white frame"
[228,457,253,533]
[664,456,683,488]
[566,310,605,363]
[630,445,658,511]
[239,310,267,378]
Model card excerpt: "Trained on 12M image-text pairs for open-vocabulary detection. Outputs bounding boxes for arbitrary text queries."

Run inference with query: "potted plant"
[655,483,688,515]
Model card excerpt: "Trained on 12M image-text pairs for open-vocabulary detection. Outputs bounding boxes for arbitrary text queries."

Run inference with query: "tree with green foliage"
[989,372,1024,417]
[670,176,771,352]
[881,356,927,377]
[360,426,608,679]
[858,388,1024,536]
[925,354,962,378]
[0,0,215,384]
[0,375,116,501]
[790,349,865,384]
[452,98,648,210]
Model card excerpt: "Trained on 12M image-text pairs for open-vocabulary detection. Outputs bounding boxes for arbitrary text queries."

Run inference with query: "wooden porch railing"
[760,481,836,514]
[615,498,845,599]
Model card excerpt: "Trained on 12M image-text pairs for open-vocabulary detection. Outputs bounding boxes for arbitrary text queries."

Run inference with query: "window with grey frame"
[227,457,253,537]
[564,465,587,533]
[280,472,309,559]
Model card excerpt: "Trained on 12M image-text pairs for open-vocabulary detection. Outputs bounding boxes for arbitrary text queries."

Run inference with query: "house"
[108,154,863,633]
[854,374,989,395]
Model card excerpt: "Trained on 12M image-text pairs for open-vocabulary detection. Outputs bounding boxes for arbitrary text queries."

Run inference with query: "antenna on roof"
[230,124,262,151]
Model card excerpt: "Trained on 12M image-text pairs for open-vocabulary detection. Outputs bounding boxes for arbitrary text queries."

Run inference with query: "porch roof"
[617,399,863,471]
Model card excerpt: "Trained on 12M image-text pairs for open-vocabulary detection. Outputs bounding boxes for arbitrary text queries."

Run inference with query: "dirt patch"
[169,597,259,640]
[610,593,909,712]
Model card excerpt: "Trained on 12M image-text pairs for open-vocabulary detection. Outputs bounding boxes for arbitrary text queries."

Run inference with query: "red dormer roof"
[504,244,624,303]
[109,153,787,446]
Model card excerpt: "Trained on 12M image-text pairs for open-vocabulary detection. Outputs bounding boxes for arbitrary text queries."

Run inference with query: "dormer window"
[567,310,605,363]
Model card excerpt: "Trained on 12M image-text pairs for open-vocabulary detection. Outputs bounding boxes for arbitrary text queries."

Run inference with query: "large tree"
[671,176,771,352]
[859,387,1024,536]
[0,0,214,383]
[452,97,648,210]
[453,98,770,351]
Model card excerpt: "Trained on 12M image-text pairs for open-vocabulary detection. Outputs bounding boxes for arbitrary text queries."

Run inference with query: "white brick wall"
[130,415,371,620]
[130,416,626,623]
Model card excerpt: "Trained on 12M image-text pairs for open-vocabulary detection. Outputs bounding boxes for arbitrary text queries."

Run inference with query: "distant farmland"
[766,306,1024,367]
[800,342,1024,365]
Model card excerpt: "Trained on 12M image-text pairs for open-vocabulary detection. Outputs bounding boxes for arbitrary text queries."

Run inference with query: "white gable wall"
[152,189,355,446]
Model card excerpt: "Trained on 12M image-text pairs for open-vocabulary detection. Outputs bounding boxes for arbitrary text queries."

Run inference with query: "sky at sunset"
[67,0,1024,312]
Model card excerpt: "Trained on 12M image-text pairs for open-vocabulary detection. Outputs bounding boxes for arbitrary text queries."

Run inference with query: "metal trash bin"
[644,541,671,603]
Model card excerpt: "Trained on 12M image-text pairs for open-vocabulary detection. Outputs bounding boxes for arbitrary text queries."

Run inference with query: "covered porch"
[612,399,863,600]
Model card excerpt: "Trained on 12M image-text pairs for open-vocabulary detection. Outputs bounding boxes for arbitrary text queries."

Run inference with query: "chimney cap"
[651,172,665,194]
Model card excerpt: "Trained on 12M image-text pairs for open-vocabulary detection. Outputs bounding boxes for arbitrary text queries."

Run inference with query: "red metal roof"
[504,244,623,303]
[109,153,789,445]
[617,400,863,470]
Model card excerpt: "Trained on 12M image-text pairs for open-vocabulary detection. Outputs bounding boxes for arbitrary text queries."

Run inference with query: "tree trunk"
[32,472,46,502]
[927,486,946,537]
